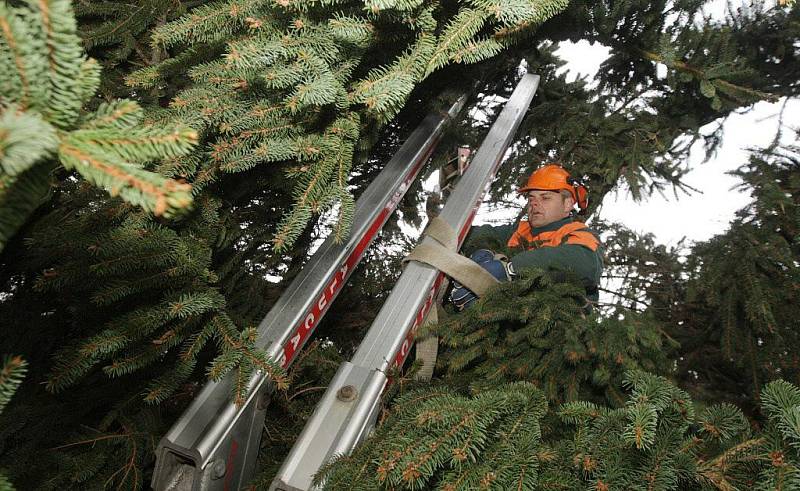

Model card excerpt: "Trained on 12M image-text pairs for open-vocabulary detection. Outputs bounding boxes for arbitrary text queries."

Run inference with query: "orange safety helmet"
[519,164,589,212]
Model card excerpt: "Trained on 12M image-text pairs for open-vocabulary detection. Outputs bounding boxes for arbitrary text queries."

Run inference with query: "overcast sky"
[599,96,799,245]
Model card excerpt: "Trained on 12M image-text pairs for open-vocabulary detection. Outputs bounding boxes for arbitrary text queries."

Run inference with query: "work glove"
[449,249,512,312]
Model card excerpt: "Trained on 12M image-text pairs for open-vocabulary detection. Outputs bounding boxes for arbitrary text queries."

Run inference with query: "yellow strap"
[414,305,440,382]
[403,216,499,296]
[420,215,458,250]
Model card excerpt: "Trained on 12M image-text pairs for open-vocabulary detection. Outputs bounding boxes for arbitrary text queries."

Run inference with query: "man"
[451,164,603,310]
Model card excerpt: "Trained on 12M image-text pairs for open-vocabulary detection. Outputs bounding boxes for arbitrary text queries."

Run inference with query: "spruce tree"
[0,0,798,488]
[427,269,672,406]
[318,381,549,490]
[591,220,686,315]
[0,0,198,252]
[122,0,573,251]
[73,0,202,100]
[672,137,800,410]
[484,0,799,208]
[319,370,800,490]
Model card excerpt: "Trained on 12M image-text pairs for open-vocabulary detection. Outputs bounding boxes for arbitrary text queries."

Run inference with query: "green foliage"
[640,33,777,112]
[0,356,26,420]
[0,356,26,491]
[594,219,687,317]
[673,140,800,406]
[74,0,193,95]
[34,403,168,490]
[429,269,672,405]
[2,179,284,420]
[761,380,800,450]
[0,353,191,490]
[127,0,570,252]
[32,211,288,403]
[318,381,547,490]
[542,371,754,490]
[756,380,800,488]
[728,2,800,98]
[321,369,800,490]
[0,0,797,488]
[486,0,798,214]
[0,0,198,252]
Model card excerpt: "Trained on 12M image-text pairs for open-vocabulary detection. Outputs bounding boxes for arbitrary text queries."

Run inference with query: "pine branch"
[150,0,264,48]
[0,0,198,252]
[639,48,778,108]
[58,140,194,217]
[33,0,86,128]
[0,160,56,250]
[80,100,144,130]
[0,3,38,111]
[425,8,489,77]
[0,355,27,413]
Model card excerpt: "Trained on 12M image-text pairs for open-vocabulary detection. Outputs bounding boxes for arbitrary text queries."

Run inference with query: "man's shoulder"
[558,219,601,235]
[560,220,602,251]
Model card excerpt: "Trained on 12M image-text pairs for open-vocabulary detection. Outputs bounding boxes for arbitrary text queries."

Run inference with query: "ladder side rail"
[152,97,466,491]
[270,74,540,491]
[354,75,539,371]
[257,98,466,367]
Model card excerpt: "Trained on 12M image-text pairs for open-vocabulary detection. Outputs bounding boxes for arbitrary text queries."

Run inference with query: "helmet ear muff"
[567,177,589,212]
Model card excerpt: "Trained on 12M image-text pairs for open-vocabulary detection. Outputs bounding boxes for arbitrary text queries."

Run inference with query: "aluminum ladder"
[270,73,540,491]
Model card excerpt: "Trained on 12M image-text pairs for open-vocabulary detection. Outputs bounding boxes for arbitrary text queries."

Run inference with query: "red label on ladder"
[278,146,436,369]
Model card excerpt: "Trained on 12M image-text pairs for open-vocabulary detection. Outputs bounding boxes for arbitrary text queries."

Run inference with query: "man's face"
[526,190,574,227]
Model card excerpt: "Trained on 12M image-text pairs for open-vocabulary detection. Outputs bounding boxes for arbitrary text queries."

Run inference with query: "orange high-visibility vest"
[507,220,599,251]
